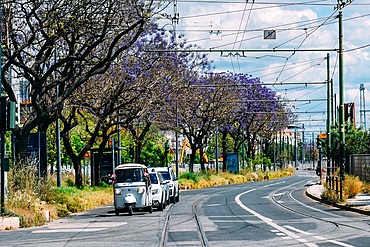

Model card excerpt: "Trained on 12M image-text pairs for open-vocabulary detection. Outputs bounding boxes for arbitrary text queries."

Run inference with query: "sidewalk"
[306,183,370,216]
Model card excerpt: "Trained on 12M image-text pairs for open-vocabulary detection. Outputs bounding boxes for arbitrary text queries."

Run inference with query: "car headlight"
[152,189,160,195]
[115,189,122,195]
[137,187,145,194]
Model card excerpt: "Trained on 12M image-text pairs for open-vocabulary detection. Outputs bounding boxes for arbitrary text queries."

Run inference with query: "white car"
[149,170,168,211]
[153,167,179,203]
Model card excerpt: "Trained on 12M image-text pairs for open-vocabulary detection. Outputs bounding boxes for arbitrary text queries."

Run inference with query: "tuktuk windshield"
[115,168,144,183]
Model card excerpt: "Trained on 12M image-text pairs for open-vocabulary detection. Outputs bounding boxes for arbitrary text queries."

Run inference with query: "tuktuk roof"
[115,163,147,170]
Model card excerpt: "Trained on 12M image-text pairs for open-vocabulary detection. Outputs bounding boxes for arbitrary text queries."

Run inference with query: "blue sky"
[159,1,370,135]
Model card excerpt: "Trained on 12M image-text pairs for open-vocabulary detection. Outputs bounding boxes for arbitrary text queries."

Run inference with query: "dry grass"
[178,168,295,190]
[5,159,113,228]
[322,174,363,203]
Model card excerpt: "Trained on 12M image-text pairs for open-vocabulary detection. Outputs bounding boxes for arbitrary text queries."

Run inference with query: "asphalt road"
[1,170,370,247]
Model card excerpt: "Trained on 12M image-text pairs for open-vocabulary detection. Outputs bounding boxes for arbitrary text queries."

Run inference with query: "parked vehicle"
[113,163,153,216]
[149,170,169,211]
[152,167,179,203]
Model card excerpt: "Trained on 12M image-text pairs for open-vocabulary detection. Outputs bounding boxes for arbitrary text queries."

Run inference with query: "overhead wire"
[230,1,249,73]
[179,0,335,20]
[237,1,255,73]
[169,0,363,131]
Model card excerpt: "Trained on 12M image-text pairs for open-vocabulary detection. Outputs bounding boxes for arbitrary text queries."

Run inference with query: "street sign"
[319,133,327,139]
[264,30,276,39]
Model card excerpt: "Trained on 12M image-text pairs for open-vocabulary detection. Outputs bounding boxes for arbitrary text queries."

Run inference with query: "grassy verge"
[179,168,295,189]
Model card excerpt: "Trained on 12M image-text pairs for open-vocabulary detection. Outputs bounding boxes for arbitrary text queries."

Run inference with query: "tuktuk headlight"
[152,189,159,195]
[169,183,174,188]
[137,187,145,194]
[115,189,122,195]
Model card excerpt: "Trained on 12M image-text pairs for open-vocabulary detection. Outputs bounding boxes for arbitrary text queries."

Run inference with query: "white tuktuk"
[113,163,153,216]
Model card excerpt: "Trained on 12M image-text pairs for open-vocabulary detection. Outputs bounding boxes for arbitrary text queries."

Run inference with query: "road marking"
[235,189,317,247]
[284,225,354,247]
[235,189,316,246]
[236,186,355,247]
[32,222,127,233]
[273,192,286,197]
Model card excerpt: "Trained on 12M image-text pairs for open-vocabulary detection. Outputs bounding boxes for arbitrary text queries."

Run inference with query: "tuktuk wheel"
[128,204,133,216]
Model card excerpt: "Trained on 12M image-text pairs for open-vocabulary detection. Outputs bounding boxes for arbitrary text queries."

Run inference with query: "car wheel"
[148,205,153,214]
[163,194,167,208]
[158,201,164,211]
[115,209,119,216]
[175,190,180,202]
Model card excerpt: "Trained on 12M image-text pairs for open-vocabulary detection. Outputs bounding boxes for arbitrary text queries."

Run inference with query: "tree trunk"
[199,144,205,171]
[188,145,197,173]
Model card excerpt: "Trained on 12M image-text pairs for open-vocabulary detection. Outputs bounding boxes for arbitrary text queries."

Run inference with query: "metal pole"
[215,129,218,174]
[0,0,3,214]
[38,130,41,177]
[302,125,305,170]
[117,121,121,166]
[112,138,115,174]
[338,11,345,201]
[295,126,298,168]
[326,53,332,178]
[312,132,315,169]
[175,101,179,177]
[55,48,62,187]
[56,86,62,187]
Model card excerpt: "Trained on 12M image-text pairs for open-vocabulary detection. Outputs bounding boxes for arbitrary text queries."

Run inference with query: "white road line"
[236,186,355,247]
[235,189,317,247]
[32,222,127,233]
[284,225,354,247]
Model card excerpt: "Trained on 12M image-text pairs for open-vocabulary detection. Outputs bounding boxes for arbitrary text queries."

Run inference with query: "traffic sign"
[318,133,327,139]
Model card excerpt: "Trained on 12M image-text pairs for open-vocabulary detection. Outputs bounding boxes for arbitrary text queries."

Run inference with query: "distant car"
[158,172,170,206]
[149,170,168,211]
[152,167,179,203]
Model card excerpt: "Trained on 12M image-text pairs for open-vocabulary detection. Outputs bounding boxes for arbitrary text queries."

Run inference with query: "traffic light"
[7,101,16,130]
[0,97,17,133]
[0,97,6,133]
[129,145,134,159]
[316,137,321,148]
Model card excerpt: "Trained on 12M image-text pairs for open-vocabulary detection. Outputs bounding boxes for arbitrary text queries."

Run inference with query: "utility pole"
[335,0,353,204]
[326,53,332,177]
[338,11,345,201]
[359,84,366,129]
[172,0,179,177]
[0,0,5,215]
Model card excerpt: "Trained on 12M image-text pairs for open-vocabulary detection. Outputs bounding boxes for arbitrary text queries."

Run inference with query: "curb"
[0,217,20,231]
[305,186,370,217]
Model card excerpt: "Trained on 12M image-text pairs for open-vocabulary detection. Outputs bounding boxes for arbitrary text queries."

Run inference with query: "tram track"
[159,194,210,247]
[159,184,244,247]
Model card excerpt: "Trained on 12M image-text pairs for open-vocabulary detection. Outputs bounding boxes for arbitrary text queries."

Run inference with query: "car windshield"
[159,171,170,180]
[149,174,158,184]
[115,168,143,183]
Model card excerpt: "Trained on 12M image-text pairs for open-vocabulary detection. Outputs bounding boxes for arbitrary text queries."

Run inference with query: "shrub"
[321,182,341,203]
[322,174,363,203]
[343,175,362,199]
